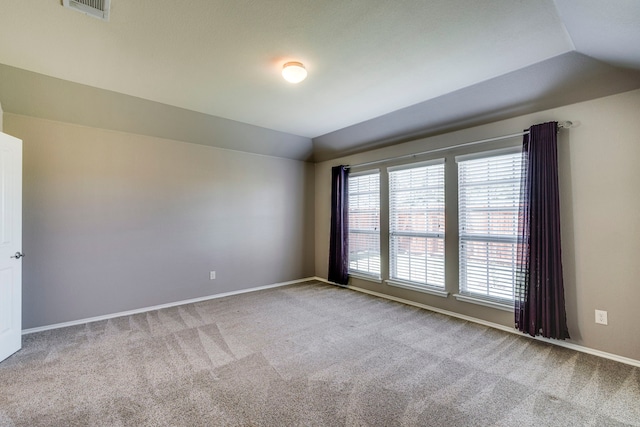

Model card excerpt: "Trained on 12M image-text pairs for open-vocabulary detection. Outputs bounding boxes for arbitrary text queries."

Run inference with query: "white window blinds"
[457,149,523,301]
[389,160,445,288]
[348,171,380,277]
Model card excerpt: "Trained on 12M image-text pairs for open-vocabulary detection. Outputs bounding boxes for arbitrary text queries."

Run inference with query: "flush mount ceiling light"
[282,62,307,84]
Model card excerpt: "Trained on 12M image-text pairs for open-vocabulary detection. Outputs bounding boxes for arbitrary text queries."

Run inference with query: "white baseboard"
[22,277,316,335]
[312,276,640,368]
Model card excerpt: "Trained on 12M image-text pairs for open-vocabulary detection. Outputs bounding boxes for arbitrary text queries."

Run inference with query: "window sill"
[453,293,514,312]
[385,280,449,298]
[349,273,382,284]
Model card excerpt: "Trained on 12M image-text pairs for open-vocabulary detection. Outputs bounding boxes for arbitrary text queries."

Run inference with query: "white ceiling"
[0,0,639,148]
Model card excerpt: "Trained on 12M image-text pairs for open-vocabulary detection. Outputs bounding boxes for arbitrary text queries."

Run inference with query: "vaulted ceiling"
[0,0,639,161]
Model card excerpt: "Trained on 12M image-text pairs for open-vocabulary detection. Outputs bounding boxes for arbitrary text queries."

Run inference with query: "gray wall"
[315,89,640,361]
[5,113,315,329]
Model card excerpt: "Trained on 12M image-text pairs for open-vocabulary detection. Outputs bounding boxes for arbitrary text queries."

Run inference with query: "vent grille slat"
[63,0,110,21]
[81,0,104,10]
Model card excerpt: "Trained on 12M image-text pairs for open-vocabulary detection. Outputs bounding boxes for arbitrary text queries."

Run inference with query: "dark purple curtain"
[515,122,570,340]
[328,165,349,285]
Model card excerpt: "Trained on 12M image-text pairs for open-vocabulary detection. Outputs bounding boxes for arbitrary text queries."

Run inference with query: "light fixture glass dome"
[282,62,307,84]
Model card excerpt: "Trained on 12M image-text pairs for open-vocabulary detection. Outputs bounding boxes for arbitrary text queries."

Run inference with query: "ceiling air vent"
[62,0,111,21]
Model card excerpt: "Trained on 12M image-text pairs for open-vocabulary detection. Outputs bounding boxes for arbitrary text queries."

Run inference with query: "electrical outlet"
[210,271,216,280]
[595,309,608,325]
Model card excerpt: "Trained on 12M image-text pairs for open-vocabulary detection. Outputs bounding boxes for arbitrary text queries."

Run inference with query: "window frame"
[455,147,523,308]
[347,169,381,280]
[387,159,446,293]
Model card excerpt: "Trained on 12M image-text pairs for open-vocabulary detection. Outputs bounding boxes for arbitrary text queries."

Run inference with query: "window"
[457,148,523,301]
[388,160,445,288]
[348,171,380,278]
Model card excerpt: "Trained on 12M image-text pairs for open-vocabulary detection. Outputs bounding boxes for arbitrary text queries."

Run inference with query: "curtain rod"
[347,121,573,170]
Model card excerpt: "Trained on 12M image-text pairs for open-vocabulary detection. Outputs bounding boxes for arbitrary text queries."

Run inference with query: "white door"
[0,132,22,363]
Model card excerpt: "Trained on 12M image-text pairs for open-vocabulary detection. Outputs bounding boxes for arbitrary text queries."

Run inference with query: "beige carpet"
[0,281,638,426]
